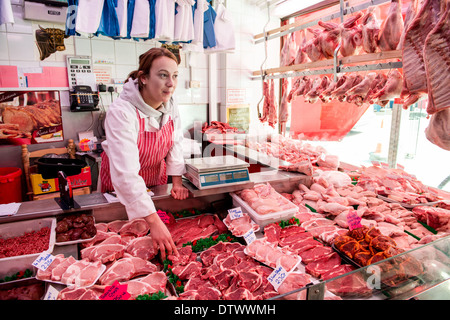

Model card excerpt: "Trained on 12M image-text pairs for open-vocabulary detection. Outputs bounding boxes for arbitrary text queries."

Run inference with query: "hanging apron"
[100,108,174,193]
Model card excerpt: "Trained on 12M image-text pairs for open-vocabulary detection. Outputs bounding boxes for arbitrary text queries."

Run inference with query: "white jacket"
[101,78,186,220]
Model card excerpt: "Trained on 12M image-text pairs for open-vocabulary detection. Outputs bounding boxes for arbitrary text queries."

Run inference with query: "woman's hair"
[126,47,178,89]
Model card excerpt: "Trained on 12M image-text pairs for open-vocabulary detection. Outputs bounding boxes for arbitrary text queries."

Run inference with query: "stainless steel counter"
[0,170,310,224]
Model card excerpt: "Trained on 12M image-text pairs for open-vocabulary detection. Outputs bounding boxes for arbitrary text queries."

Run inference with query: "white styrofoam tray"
[230,192,298,228]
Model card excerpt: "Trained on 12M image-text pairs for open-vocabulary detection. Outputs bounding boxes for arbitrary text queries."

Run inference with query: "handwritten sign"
[267,265,288,291]
[157,210,171,224]
[43,285,60,300]
[243,228,256,245]
[100,281,130,300]
[32,252,55,271]
[347,210,362,231]
[228,207,244,220]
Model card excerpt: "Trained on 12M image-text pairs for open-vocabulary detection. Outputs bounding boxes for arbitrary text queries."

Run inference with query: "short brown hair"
[126,47,178,89]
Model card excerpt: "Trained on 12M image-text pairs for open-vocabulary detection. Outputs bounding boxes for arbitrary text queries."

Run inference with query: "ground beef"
[0,227,50,258]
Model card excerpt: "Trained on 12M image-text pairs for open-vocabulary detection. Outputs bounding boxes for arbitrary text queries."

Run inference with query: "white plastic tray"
[0,217,56,264]
[36,263,106,288]
[230,192,298,228]
[55,214,97,246]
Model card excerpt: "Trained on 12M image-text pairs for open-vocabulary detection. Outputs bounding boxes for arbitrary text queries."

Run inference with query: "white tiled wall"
[0,0,281,131]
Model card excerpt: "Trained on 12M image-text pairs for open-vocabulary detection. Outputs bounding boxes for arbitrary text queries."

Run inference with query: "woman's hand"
[145,213,178,260]
[171,176,189,200]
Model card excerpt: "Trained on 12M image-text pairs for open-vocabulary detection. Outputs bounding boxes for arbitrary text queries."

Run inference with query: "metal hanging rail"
[254,0,391,44]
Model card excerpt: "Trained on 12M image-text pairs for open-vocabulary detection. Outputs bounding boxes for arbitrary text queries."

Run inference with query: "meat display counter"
[1,164,449,300]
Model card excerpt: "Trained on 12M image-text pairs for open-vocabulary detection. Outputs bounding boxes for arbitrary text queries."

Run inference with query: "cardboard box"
[30,166,91,195]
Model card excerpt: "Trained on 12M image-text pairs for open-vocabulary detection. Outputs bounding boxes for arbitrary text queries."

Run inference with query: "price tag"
[243,228,256,245]
[157,210,171,224]
[43,285,60,300]
[32,252,55,271]
[267,265,288,291]
[100,280,130,300]
[228,207,244,220]
[347,210,362,231]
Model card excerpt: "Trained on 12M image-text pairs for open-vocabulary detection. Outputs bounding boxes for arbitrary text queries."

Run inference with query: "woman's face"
[141,56,178,108]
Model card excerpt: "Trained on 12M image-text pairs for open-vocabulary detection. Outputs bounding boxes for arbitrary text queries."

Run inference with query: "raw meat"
[125,236,156,260]
[277,272,311,300]
[118,218,150,237]
[397,0,419,50]
[268,79,278,128]
[299,246,334,264]
[304,28,325,61]
[412,206,450,232]
[317,20,341,59]
[425,109,450,151]
[279,79,289,124]
[401,0,442,107]
[423,3,450,115]
[370,69,403,102]
[294,29,308,64]
[305,252,342,278]
[224,212,259,237]
[339,13,364,57]
[80,243,126,263]
[330,73,363,102]
[305,76,330,104]
[98,256,157,285]
[377,0,404,51]
[361,6,381,53]
[345,72,378,106]
[280,32,297,67]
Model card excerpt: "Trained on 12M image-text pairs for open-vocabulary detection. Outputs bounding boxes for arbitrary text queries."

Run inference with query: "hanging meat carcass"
[361,6,381,53]
[305,76,330,104]
[377,0,404,51]
[345,72,378,106]
[293,76,313,99]
[364,73,389,105]
[339,12,364,57]
[401,0,442,109]
[304,28,325,61]
[279,79,289,125]
[423,1,450,115]
[319,78,338,103]
[259,80,270,123]
[397,0,420,50]
[370,69,403,103]
[330,73,363,102]
[268,79,278,128]
[287,77,301,103]
[425,109,450,151]
[317,20,341,59]
[280,32,297,67]
[294,29,308,65]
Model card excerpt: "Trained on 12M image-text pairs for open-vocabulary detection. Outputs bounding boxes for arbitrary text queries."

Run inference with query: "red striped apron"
[100,108,174,193]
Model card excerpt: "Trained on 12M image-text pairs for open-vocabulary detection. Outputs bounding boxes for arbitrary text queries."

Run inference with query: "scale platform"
[184,156,250,190]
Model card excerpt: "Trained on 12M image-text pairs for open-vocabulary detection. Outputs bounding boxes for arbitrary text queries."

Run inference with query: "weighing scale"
[184,156,250,190]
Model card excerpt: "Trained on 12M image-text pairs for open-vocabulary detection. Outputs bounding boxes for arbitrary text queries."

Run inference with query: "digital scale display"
[199,169,249,187]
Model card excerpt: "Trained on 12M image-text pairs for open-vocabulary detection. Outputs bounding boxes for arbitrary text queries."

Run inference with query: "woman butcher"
[100,47,189,259]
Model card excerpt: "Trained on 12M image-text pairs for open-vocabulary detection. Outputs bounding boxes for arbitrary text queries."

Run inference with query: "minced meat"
[0,227,50,258]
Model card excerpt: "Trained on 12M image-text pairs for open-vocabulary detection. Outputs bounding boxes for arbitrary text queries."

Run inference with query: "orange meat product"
[354,251,373,267]
[339,240,360,259]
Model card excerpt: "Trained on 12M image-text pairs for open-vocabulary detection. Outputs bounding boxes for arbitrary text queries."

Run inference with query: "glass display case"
[272,235,450,300]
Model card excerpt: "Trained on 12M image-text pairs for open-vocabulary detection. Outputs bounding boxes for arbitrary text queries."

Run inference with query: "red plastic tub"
[0,167,23,204]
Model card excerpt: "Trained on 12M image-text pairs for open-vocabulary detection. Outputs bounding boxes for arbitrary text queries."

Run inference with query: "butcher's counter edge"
[0,170,311,224]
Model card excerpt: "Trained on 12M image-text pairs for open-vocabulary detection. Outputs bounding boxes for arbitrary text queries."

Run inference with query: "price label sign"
[243,228,256,245]
[347,210,363,231]
[43,285,60,300]
[228,207,244,220]
[32,252,55,271]
[100,280,130,300]
[157,210,171,224]
[267,265,288,291]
